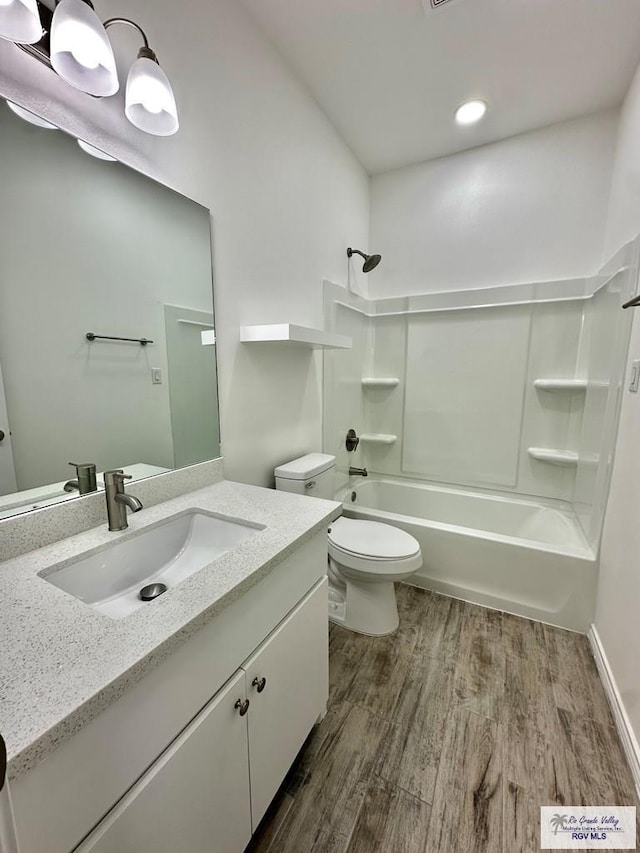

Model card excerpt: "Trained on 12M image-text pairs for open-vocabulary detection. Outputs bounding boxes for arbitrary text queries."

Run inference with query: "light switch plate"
[151,368,163,385]
[629,360,640,393]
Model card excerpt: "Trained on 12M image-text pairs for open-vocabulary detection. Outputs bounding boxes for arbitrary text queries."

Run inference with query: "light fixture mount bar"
[15,1,53,69]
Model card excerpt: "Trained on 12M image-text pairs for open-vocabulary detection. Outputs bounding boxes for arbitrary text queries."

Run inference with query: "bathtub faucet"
[349,466,368,477]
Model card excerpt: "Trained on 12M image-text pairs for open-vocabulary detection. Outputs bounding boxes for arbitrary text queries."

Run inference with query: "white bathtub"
[337,476,597,632]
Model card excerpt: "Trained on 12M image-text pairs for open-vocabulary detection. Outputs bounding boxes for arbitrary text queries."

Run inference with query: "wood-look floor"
[246,585,639,853]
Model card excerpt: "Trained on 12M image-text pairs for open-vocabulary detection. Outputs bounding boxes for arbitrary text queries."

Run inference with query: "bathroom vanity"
[0,477,341,853]
[0,84,343,853]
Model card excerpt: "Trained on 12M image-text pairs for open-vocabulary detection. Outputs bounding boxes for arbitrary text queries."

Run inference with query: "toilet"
[275,453,422,636]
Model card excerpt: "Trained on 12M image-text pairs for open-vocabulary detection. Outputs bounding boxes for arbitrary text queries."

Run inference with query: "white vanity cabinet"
[10,532,330,853]
[74,580,328,853]
[74,669,253,853]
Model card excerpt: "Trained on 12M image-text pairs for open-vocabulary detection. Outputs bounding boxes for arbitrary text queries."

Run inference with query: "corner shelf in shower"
[359,433,397,445]
[527,447,579,467]
[361,378,400,388]
[533,379,588,392]
[240,324,352,349]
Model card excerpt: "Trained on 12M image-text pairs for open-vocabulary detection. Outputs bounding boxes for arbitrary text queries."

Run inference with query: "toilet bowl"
[327,516,422,635]
[274,453,423,636]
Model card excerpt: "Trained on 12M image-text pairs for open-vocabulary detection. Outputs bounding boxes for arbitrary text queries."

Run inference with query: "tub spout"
[349,467,368,477]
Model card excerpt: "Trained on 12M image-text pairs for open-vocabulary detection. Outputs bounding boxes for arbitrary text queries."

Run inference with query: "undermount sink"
[39,510,265,619]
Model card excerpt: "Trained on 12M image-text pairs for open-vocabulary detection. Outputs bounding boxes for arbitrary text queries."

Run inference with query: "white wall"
[0,0,370,487]
[595,62,640,755]
[368,111,619,298]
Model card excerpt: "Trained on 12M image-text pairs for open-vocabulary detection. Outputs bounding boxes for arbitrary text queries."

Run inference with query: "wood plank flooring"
[246,586,639,853]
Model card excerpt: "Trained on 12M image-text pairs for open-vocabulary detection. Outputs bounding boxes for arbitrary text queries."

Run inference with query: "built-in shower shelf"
[240,324,352,349]
[359,433,397,445]
[534,379,588,392]
[528,448,579,467]
[361,378,400,388]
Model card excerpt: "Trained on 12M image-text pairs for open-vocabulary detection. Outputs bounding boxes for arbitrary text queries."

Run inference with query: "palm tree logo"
[550,814,568,835]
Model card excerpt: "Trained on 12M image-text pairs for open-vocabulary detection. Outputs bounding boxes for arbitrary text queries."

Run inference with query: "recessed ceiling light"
[6,100,58,129]
[77,139,117,161]
[455,99,487,126]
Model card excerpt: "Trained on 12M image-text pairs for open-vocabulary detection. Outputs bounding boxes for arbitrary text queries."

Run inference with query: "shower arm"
[347,248,367,261]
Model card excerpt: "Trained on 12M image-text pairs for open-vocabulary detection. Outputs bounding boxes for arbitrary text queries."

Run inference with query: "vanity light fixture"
[0,0,42,45]
[50,0,118,96]
[105,18,179,136]
[455,99,487,126]
[77,138,116,161]
[6,99,58,128]
[10,0,179,136]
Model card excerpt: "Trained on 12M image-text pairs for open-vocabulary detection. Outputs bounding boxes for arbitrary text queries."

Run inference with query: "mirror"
[0,101,220,520]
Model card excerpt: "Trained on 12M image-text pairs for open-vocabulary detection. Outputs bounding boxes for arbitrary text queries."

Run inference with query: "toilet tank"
[275,453,336,499]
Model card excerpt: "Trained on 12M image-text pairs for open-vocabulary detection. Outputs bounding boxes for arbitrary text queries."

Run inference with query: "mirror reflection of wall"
[0,102,220,514]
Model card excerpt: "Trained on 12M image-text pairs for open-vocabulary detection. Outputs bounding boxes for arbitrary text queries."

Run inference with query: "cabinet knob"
[252,676,267,693]
[234,698,250,716]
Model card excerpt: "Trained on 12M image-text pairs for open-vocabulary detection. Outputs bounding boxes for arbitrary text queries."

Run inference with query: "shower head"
[347,247,382,273]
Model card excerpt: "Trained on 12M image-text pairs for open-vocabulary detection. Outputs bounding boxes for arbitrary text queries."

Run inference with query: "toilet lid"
[328,517,420,560]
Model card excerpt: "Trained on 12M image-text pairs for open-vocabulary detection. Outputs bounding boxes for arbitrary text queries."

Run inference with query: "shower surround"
[323,239,639,630]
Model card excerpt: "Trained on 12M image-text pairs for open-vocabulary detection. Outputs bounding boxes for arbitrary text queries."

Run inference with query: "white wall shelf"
[359,433,397,445]
[528,447,579,467]
[361,378,400,388]
[240,324,352,349]
[534,379,588,392]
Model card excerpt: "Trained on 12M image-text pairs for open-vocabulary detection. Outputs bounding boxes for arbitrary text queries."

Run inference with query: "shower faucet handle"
[346,429,360,452]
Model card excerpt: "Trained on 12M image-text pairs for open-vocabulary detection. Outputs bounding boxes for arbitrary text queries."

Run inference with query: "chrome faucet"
[349,466,368,477]
[104,470,143,531]
[64,462,98,495]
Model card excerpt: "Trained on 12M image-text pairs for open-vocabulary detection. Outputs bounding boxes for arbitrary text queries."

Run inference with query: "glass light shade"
[77,139,116,161]
[50,0,118,97]
[0,0,42,44]
[125,57,179,136]
[6,100,58,129]
[455,99,487,126]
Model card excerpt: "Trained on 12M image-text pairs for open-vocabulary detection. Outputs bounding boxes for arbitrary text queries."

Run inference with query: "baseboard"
[588,625,640,798]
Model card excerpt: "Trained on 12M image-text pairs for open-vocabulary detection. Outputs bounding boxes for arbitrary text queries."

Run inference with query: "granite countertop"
[0,480,341,781]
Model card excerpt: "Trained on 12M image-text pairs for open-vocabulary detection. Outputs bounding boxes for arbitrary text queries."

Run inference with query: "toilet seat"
[328,517,422,576]
[328,517,420,559]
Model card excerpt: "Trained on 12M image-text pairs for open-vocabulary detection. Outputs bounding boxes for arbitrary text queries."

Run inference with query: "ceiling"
[241,0,640,174]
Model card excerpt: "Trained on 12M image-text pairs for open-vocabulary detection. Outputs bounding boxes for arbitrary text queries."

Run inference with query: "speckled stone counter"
[0,480,341,781]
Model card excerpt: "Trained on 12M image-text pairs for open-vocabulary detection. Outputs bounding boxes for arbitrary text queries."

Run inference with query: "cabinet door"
[76,670,251,853]
[243,578,328,829]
